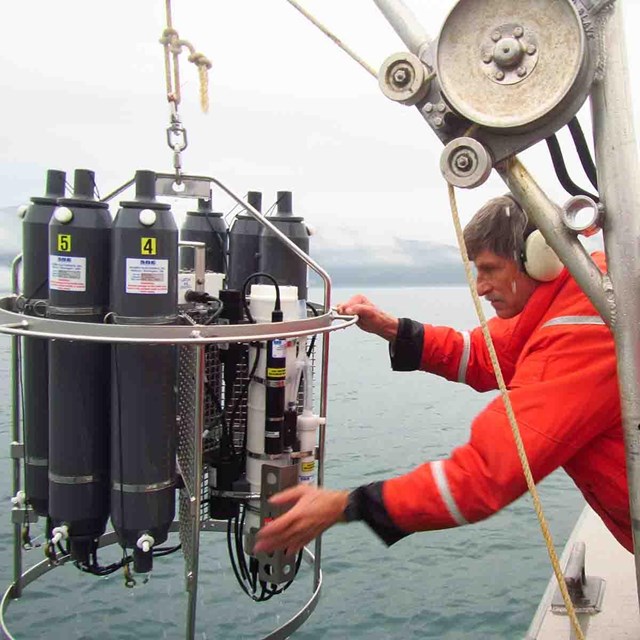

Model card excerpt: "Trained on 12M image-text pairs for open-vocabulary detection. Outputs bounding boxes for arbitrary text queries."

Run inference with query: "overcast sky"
[2,0,639,250]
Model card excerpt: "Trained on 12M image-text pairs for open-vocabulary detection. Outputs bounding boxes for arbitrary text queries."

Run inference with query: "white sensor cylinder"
[247,285,300,454]
[248,284,299,322]
[297,410,320,485]
[246,284,302,544]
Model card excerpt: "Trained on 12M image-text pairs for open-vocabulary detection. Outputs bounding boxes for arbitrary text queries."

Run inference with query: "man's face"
[473,250,538,319]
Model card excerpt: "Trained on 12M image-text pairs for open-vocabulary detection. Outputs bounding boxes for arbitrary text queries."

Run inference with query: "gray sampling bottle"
[227,191,262,291]
[109,170,178,574]
[48,169,112,563]
[180,197,227,274]
[22,169,66,516]
[259,191,310,300]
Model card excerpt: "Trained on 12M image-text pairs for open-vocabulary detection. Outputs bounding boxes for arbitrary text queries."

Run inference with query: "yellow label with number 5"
[141,237,157,255]
[57,234,71,252]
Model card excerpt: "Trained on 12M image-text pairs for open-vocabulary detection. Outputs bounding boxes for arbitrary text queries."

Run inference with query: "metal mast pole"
[372,0,431,56]
[590,0,640,607]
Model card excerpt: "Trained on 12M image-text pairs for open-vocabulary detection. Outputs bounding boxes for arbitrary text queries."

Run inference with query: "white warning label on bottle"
[272,339,287,358]
[49,255,87,292]
[126,258,169,295]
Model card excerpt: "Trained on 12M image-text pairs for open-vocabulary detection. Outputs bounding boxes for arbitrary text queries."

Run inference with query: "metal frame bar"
[0,298,356,344]
[497,158,614,325]
[185,346,204,639]
[9,257,22,600]
[589,0,640,607]
[372,0,432,56]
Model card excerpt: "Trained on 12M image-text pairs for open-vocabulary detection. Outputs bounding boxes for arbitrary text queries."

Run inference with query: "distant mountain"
[309,236,466,286]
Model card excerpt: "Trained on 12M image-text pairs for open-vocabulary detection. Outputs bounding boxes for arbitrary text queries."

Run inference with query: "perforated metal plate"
[176,344,205,638]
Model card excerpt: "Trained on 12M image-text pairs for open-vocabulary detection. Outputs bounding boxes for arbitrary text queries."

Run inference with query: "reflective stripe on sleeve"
[431,460,469,526]
[541,315,605,328]
[457,331,471,383]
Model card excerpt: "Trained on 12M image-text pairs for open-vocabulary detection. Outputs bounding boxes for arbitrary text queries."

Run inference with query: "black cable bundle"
[545,116,599,202]
[227,503,302,601]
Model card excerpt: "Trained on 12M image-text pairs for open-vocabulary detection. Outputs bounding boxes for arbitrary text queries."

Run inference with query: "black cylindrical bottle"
[259,191,310,300]
[22,169,66,516]
[48,169,111,563]
[227,191,262,290]
[109,170,178,573]
[180,197,227,273]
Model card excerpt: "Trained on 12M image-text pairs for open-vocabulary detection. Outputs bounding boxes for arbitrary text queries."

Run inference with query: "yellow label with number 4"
[141,237,157,255]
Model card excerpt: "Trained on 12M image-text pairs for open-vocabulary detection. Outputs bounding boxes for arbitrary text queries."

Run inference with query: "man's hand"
[253,485,350,556]
[335,295,399,342]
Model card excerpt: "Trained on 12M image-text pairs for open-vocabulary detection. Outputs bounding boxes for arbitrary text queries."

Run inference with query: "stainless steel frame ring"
[0,296,357,345]
[0,525,322,640]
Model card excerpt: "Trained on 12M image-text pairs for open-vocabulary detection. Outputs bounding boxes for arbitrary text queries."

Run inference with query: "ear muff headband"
[523,230,564,282]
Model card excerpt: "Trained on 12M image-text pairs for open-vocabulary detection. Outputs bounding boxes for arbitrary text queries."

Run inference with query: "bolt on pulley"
[378,52,431,106]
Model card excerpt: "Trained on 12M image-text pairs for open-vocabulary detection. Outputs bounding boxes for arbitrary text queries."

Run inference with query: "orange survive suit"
[350,253,632,552]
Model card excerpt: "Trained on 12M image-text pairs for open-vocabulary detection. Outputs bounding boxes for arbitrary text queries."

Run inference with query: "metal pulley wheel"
[436,0,592,133]
[440,137,493,189]
[378,52,430,106]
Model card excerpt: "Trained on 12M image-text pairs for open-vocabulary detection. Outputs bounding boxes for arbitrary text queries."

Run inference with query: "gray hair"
[463,194,536,264]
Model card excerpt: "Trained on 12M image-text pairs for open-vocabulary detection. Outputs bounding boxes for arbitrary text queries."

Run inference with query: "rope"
[159,0,211,112]
[284,0,378,78]
[447,183,585,640]
[198,65,210,113]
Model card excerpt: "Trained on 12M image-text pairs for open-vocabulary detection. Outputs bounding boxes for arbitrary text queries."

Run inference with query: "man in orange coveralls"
[254,194,631,557]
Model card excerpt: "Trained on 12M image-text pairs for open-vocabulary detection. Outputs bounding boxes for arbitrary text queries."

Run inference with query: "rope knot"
[188,52,212,70]
[159,27,179,44]
[161,0,211,115]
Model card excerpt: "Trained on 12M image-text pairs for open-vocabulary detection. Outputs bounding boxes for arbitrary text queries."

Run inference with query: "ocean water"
[0,286,584,639]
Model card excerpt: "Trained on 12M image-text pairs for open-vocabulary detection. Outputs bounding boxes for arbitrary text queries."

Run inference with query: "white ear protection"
[523,230,564,282]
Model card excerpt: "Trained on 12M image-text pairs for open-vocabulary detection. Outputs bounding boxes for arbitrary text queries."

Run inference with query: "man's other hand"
[253,485,349,556]
[336,295,399,342]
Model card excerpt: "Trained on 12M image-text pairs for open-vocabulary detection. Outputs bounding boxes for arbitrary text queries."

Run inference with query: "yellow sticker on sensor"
[141,237,157,255]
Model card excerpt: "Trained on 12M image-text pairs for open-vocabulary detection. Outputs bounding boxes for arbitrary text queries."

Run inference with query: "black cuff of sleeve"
[347,482,409,547]
[389,318,424,372]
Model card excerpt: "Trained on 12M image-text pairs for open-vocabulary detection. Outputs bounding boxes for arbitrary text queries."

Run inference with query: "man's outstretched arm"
[338,294,517,390]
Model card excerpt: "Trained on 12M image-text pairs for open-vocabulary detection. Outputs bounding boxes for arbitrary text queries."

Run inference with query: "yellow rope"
[159,0,211,113]
[447,183,585,640]
[198,64,209,113]
[284,0,378,78]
